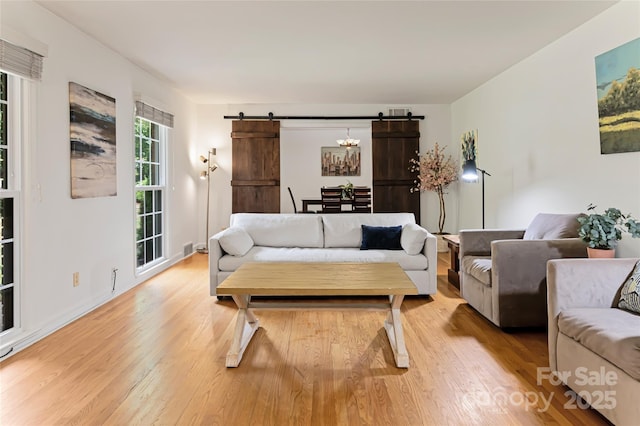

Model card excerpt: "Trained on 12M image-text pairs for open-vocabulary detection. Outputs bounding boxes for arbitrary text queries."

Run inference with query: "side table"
[442,234,460,289]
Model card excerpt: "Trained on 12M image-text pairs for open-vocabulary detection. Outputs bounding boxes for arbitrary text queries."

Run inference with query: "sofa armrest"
[423,231,438,291]
[459,229,525,257]
[489,238,586,327]
[208,229,227,296]
[546,257,639,370]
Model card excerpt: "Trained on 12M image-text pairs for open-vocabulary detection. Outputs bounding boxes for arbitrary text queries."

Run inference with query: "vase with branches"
[410,143,459,234]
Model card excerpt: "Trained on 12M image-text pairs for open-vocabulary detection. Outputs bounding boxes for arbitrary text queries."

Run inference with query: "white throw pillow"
[400,223,428,255]
[218,227,254,256]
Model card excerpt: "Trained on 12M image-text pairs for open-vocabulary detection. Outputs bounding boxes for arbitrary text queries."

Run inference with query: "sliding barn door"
[231,120,280,213]
[372,120,421,224]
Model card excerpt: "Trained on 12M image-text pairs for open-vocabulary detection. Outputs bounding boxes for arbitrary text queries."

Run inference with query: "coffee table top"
[216,262,418,296]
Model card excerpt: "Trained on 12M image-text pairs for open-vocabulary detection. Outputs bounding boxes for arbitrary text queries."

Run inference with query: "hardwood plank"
[0,253,610,425]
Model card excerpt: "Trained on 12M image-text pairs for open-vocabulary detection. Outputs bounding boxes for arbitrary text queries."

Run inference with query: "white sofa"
[547,258,640,425]
[208,213,437,296]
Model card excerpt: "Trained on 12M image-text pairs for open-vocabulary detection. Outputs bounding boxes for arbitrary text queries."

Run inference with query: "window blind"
[0,39,43,81]
[135,101,174,128]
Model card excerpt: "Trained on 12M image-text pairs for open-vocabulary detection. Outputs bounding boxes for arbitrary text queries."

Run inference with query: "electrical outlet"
[73,272,79,287]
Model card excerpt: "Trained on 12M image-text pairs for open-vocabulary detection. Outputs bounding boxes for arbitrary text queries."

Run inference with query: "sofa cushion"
[618,260,640,314]
[523,213,582,240]
[558,307,640,380]
[461,256,491,286]
[360,225,402,250]
[218,227,254,256]
[218,246,429,272]
[229,213,323,248]
[401,223,429,255]
[322,213,416,248]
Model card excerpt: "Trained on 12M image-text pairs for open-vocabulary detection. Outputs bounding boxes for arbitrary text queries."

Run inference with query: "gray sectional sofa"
[547,258,640,425]
[208,213,437,296]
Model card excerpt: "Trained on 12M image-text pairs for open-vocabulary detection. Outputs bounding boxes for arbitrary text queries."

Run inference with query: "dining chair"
[352,186,372,213]
[321,187,342,213]
[287,187,298,213]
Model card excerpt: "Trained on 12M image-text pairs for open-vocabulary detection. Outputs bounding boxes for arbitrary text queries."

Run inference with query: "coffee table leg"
[384,295,409,368]
[226,295,260,368]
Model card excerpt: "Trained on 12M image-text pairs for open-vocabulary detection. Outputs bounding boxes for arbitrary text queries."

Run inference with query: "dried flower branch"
[409,143,459,234]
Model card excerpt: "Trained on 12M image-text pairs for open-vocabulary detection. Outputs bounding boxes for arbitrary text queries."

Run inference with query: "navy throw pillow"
[360,225,403,250]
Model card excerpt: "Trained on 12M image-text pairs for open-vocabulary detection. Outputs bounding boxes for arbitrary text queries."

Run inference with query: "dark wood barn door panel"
[372,120,421,224]
[231,120,280,213]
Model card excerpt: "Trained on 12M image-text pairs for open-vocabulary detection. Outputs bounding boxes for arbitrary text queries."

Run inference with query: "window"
[0,72,19,334]
[134,117,166,269]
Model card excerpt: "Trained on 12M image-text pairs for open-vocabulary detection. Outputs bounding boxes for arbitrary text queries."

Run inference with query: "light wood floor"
[0,253,609,425]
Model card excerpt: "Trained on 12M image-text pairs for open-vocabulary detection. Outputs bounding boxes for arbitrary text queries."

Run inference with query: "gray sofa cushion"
[461,256,491,286]
[523,213,582,240]
[558,307,640,380]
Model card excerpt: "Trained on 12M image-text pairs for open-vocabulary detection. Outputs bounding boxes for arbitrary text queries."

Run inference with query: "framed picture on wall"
[595,37,640,154]
[321,147,361,176]
[69,82,117,198]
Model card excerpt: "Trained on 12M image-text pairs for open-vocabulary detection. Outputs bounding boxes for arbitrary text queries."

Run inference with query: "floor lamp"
[462,159,491,229]
[197,148,218,254]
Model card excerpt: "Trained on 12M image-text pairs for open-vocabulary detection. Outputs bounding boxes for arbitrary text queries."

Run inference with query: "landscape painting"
[321,147,361,176]
[69,82,116,198]
[595,37,640,154]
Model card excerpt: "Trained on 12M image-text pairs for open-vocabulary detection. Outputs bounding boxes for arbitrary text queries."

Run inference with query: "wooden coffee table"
[216,262,418,368]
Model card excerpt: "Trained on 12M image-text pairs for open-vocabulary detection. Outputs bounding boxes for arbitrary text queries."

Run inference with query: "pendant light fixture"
[337,128,360,149]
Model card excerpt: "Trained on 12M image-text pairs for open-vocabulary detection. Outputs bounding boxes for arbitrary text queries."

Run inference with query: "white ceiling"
[37,0,617,105]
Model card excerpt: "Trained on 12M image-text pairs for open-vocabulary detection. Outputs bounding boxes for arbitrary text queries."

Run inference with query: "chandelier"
[337,128,359,149]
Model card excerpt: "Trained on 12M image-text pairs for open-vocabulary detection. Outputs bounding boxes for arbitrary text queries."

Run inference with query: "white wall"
[195,105,232,241]
[197,104,453,233]
[452,1,640,257]
[1,1,201,353]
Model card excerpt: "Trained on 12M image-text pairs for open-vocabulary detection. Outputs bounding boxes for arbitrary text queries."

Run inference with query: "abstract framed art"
[69,82,117,198]
[321,146,361,176]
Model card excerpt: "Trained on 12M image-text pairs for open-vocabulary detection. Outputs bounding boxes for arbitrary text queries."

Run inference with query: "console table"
[442,234,460,289]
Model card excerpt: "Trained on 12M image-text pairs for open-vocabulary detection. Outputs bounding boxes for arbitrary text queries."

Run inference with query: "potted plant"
[339,181,354,200]
[577,204,640,258]
[410,143,458,245]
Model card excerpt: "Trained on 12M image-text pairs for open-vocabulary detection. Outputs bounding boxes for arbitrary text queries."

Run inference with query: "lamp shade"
[461,159,479,181]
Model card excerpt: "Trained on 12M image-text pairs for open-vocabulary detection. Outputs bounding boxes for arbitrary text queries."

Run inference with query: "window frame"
[134,116,168,273]
[0,72,23,340]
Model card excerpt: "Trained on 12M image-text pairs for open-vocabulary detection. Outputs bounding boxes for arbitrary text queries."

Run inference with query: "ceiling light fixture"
[337,128,360,149]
